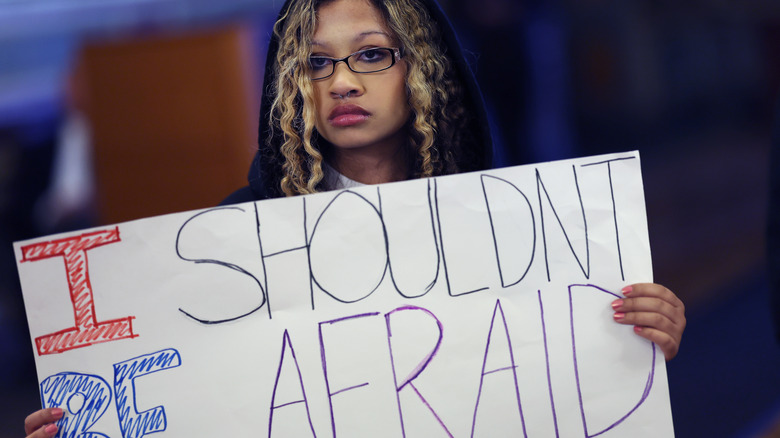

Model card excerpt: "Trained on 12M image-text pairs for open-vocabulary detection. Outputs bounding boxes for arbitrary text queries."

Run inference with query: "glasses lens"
[349,48,394,73]
[309,57,333,80]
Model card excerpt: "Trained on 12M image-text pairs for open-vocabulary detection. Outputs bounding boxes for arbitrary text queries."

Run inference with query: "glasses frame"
[309,47,403,81]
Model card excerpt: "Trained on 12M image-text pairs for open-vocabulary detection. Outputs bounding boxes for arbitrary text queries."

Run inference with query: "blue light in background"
[0,0,276,125]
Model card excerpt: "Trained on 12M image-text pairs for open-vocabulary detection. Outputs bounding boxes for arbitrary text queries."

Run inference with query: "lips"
[328,104,371,127]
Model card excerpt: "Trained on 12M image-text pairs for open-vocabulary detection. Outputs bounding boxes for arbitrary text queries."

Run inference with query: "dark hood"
[243,0,493,200]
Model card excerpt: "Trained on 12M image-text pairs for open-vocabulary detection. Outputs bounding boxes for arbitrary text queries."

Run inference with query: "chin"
[322,133,383,151]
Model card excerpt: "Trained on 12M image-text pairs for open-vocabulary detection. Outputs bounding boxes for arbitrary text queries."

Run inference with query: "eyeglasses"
[308,47,403,80]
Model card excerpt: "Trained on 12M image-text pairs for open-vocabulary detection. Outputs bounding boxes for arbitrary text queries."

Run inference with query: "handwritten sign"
[15,152,674,437]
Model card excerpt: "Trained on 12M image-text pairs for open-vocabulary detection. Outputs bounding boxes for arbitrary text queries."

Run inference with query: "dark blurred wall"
[444,0,778,160]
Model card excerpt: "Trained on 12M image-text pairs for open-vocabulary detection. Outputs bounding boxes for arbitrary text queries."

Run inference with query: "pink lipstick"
[329,104,370,127]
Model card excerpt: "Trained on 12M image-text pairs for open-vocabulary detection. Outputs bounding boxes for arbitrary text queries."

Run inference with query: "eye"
[356,48,389,63]
[309,57,332,71]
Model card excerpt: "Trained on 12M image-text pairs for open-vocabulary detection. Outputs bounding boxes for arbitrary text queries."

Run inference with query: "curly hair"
[268,0,477,196]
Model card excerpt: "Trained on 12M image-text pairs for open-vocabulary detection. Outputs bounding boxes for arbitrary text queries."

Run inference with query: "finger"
[612,296,683,326]
[24,408,63,435]
[26,423,59,438]
[613,310,677,338]
[623,283,684,310]
[632,325,680,360]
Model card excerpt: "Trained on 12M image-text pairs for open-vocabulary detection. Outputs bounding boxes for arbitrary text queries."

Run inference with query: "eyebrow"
[311,30,392,48]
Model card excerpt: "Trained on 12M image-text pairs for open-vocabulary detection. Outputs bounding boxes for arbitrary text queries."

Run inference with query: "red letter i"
[21,227,137,355]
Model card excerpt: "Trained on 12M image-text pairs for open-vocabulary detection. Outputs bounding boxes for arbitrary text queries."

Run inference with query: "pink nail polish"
[45,424,58,435]
[622,285,633,296]
[613,312,625,320]
[634,326,643,333]
[611,299,623,310]
[51,407,63,418]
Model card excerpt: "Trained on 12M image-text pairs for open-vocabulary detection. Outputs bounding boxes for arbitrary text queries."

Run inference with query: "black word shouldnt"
[175,157,636,324]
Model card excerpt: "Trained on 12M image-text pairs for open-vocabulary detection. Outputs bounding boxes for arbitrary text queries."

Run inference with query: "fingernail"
[51,407,63,418]
[45,424,58,435]
[611,299,623,310]
[634,326,643,333]
[622,286,633,295]
[613,312,625,320]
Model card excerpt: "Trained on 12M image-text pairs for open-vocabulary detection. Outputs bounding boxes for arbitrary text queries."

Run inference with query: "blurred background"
[1,0,779,436]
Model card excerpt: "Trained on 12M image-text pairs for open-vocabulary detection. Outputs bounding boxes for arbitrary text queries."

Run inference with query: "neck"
[327,141,410,185]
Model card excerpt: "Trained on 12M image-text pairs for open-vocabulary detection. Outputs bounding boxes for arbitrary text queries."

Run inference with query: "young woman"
[221,0,492,203]
[24,0,685,436]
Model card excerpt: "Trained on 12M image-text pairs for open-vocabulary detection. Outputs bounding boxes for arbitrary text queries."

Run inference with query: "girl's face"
[311,0,410,158]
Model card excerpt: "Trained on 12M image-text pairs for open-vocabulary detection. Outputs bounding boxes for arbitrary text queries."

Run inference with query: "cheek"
[397,67,411,114]
[311,85,328,125]
[388,71,410,115]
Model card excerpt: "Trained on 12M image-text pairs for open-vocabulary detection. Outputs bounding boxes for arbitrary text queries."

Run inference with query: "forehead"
[312,0,393,46]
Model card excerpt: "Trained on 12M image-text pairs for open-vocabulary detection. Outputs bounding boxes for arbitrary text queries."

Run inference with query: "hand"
[24,407,63,438]
[611,283,686,360]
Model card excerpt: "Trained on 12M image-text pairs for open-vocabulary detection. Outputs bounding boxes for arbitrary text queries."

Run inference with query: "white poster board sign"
[16,151,674,437]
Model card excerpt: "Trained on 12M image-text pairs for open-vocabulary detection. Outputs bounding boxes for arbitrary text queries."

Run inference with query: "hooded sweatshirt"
[223,0,493,204]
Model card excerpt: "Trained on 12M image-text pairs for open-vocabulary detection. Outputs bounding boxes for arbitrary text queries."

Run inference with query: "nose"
[328,62,364,99]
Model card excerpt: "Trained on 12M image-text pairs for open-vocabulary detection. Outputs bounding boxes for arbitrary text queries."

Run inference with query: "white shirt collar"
[322,162,365,191]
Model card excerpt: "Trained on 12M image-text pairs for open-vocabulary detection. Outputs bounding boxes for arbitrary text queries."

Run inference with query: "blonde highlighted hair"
[267,0,478,196]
